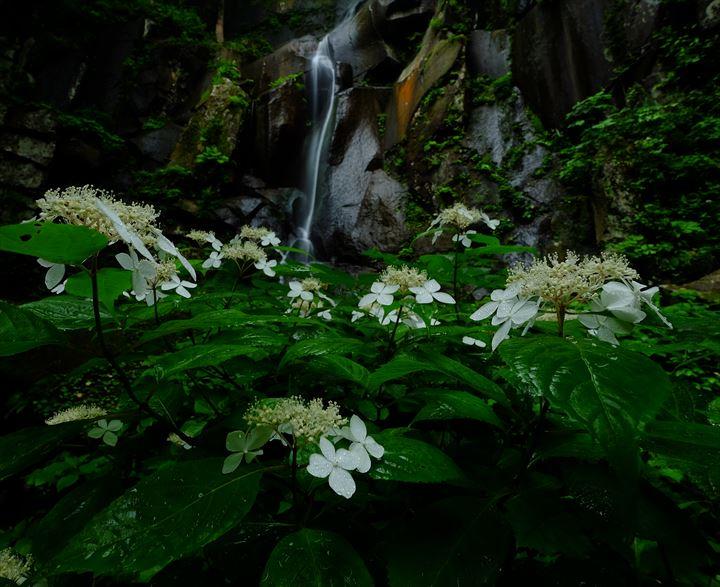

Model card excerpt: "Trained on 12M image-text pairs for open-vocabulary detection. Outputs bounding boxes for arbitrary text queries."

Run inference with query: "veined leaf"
[387,497,510,586]
[0,300,65,356]
[48,460,263,580]
[0,423,85,481]
[145,344,267,378]
[65,268,131,312]
[311,355,369,387]
[139,309,252,342]
[370,430,463,483]
[23,296,111,330]
[0,222,107,264]
[280,337,364,368]
[414,391,503,428]
[261,529,372,586]
[501,337,671,475]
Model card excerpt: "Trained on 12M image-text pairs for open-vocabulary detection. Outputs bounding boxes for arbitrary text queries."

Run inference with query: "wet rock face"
[315,87,408,258]
[512,0,614,128]
[170,78,249,169]
[0,107,57,193]
[467,30,510,78]
[253,80,308,186]
[245,36,318,96]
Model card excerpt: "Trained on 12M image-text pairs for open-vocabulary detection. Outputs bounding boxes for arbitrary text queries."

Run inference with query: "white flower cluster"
[244,396,346,444]
[429,202,499,246]
[353,265,452,328]
[307,415,384,499]
[0,548,32,585]
[34,185,197,304]
[45,404,107,425]
[471,251,671,349]
[193,225,280,277]
[286,277,335,320]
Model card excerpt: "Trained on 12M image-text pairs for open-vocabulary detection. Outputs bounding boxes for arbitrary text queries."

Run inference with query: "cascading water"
[290,37,337,261]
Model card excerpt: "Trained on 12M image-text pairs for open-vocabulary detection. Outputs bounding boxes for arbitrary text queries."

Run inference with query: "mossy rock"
[170,77,249,168]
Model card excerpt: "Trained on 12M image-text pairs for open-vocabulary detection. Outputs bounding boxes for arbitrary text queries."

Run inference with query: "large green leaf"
[370,430,463,483]
[23,296,111,330]
[501,337,671,474]
[419,352,507,406]
[139,309,252,342]
[368,353,507,406]
[261,529,372,586]
[0,300,65,356]
[145,344,268,378]
[65,268,131,311]
[0,222,108,264]
[505,490,592,556]
[368,355,430,390]
[48,460,263,580]
[644,421,720,495]
[414,391,503,428]
[280,337,364,368]
[387,497,511,586]
[311,355,369,387]
[0,423,84,481]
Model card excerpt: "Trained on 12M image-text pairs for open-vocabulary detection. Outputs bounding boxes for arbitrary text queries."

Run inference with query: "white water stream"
[291,36,337,261]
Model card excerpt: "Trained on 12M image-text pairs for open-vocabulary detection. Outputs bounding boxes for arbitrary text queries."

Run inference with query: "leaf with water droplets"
[261,529,372,586]
[47,459,264,580]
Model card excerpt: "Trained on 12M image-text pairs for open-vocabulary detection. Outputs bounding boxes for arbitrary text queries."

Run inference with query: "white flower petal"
[365,436,384,459]
[491,320,513,351]
[432,291,456,304]
[335,448,359,471]
[307,454,333,478]
[350,443,371,473]
[470,301,499,321]
[349,415,367,442]
[319,436,335,461]
[328,467,356,499]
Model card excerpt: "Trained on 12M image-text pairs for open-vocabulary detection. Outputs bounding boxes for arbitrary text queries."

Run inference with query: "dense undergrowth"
[0,188,718,585]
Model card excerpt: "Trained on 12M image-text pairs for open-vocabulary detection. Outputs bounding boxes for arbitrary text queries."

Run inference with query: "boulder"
[132,123,183,163]
[253,80,308,185]
[315,87,408,258]
[383,11,461,147]
[512,0,613,127]
[244,36,318,96]
[0,157,44,189]
[0,134,55,166]
[170,77,248,168]
[467,30,511,78]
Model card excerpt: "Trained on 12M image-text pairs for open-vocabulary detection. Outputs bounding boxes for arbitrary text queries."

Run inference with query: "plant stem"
[557,305,566,338]
[387,305,405,356]
[89,255,194,446]
[290,444,299,509]
[452,236,460,318]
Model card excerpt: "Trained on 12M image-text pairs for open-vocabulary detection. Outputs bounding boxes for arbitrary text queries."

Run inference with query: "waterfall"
[291,36,336,261]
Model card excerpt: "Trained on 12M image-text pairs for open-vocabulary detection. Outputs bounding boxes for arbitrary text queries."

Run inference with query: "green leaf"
[505,490,592,556]
[48,460,263,580]
[65,268,131,311]
[0,300,65,356]
[368,353,507,406]
[280,337,364,368]
[414,391,503,428]
[644,421,720,495]
[139,309,252,342]
[0,222,108,264]
[261,529,372,586]
[0,423,84,481]
[145,344,268,378]
[368,355,430,390]
[387,497,510,586]
[23,296,111,330]
[29,479,124,564]
[312,355,369,387]
[370,430,463,483]
[501,337,671,475]
[418,352,508,406]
